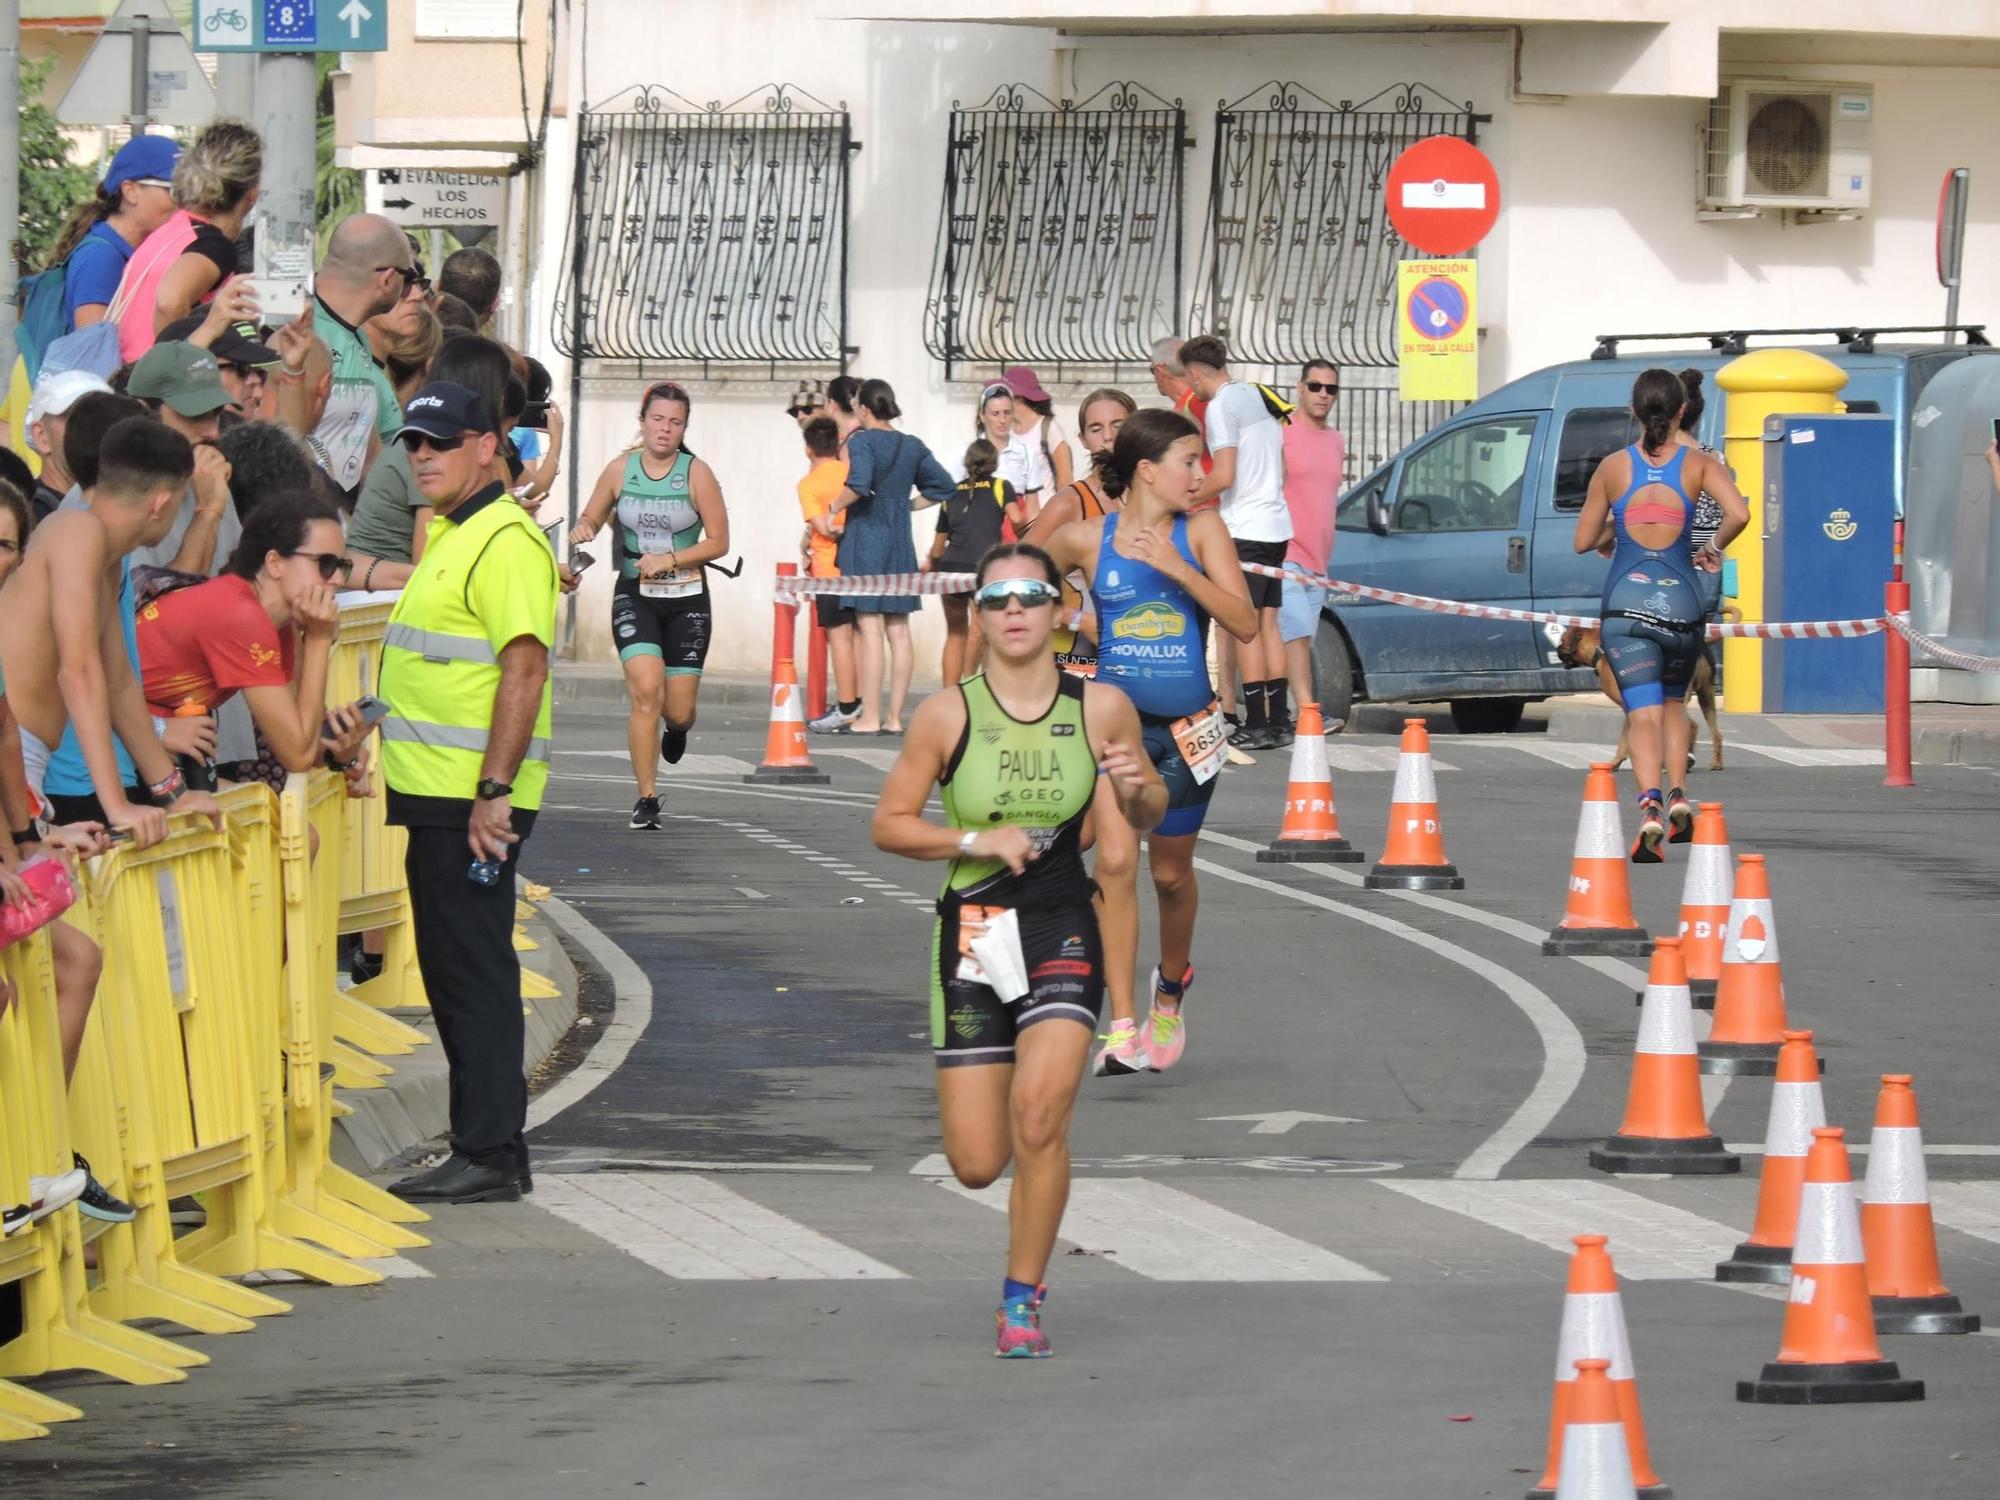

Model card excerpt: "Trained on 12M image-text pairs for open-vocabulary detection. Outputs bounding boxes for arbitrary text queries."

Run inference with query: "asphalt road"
[8,697,2000,1499]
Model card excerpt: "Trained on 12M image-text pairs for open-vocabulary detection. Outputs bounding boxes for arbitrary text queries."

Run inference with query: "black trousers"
[403,824,527,1171]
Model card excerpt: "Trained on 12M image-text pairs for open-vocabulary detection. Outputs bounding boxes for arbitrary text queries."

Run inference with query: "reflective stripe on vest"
[384,621,499,664]
[380,715,551,762]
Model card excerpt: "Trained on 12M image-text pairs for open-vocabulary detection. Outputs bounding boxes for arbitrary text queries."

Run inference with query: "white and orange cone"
[1673,803,1732,1009]
[1738,1126,1925,1404]
[1862,1074,1980,1335]
[1696,854,1801,1076]
[747,576,830,786]
[1526,1237,1666,1500]
[1257,703,1364,864]
[1551,1360,1641,1500]
[1592,938,1738,1175]
[1541,764,1649,956]
[1717,1030,1824,1285]
[1363,719,1461,890]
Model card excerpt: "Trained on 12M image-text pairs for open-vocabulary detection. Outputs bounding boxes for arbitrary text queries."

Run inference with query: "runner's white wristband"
[958,831,979,856]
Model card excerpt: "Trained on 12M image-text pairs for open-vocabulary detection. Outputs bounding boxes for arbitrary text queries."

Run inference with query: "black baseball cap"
[157,313,280,369]
[394,380,499,441]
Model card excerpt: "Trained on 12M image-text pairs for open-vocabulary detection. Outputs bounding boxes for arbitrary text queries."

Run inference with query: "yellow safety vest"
[380,491,556,810]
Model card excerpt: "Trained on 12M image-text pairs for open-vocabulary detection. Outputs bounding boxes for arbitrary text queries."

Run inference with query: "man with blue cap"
[54,135,182,331]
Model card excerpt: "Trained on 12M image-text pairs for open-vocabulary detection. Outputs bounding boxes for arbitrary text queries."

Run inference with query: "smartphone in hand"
[323,695,392,741]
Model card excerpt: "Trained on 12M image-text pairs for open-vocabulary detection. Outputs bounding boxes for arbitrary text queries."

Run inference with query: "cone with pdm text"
[1862,1074,1980,1335]
[1527,1238,1668,1500]
[1541,765,1649,956]
[1716,1030,1825,1284]
[1257,703,1364,864]
[1670,803,1731,1008]
[1737,1127,1925,1404]
[1592,939,1738,1175]
[1363,719,1462,890]
[1551,1360,1641,1500]
[746,663,830,785]
[1697,854,1803,1076]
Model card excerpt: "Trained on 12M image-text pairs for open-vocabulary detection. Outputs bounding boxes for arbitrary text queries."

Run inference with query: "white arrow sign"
[1205,1112,1367,1136]
[338,0,372,40]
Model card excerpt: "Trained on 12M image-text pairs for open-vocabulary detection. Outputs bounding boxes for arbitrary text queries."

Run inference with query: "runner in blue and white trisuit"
[572,381,732,831]
[1046,408,1258,1076]
[1573,368,1747,862]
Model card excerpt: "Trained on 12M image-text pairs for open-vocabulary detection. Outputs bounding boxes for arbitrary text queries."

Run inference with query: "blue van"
[1312,326,1996,732]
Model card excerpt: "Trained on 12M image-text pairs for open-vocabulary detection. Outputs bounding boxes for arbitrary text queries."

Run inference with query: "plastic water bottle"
[173,699,218,792]
[468,858,503,887]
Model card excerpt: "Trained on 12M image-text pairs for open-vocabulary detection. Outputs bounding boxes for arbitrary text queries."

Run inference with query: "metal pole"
[215,54,256,120]
[0,0,20,377]
[255,52,317,312]
[127,15,150,138]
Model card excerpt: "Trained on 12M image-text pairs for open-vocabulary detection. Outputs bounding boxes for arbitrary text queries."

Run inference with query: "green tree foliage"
[316,53,363,255]
[18,55,100,271]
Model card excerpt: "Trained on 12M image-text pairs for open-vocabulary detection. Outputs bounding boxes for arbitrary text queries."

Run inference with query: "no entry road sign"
[1386,136,1500,257]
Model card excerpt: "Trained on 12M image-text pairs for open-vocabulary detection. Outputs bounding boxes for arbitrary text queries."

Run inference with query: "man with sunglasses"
[381,381,558,1206]
[1280,360,1347,736]
[311,213,421,499]
[158,310,282,416]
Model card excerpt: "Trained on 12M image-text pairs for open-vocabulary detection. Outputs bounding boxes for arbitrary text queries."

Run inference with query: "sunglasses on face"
[1302,381,1339,396]
[380,263,430,293]
[289,551,353,582]
[974,577,1060,612]
[399,430,472,454]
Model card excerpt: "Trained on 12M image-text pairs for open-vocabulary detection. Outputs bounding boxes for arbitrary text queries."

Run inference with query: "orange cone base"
[744,764,831,785]
[1541,924,1649,957]
[1634,981,1714,1010]
[1874,1294,1981,1336]
[1715,1241,1792,1285]
[1365,862,1463,890]
[1738,1360,1923,1404]
[1258,837,1365,864]
[1591,1132,1740,1175]
[1698,1041,1826,1078]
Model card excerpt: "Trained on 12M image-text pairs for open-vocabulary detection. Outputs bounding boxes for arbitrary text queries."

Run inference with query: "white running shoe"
[27,1166,87,1223]
[809,704,861,734]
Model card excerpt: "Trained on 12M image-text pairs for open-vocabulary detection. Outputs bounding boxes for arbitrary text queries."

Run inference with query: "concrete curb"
[1545,700,2000,767]
[331,892,580,1174]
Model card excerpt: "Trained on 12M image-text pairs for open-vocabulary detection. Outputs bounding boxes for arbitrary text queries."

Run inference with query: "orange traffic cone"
[1541,764,1649,956]
[1717,1030,1825,1284]
[1551,1361,1641,1500]
[1256,703,1364,864]
[1674,803,1732,1009]
[1526,1237,1666,1500]
[1591,939,1739,1175]
[747,571,830,786]
[1363,718,1461,890]
[1696,854,1799,1075]
[1862,1074,1980,1335]
[1738,1126,1924,1404]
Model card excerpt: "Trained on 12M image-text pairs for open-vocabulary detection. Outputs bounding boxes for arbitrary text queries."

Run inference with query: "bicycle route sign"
[194,0,389,52]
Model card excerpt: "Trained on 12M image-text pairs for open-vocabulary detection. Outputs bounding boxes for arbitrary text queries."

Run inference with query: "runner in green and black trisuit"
[873,542,1164,1359]
[572,381,731,830]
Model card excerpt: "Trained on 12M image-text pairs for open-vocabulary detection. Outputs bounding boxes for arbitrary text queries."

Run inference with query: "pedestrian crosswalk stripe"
[1321,744,1459,774]
[943,1178,1388,1281]
[816,746,903,771]
[1380,1179,1740,1280]
[1927,1183,2000,1245]
[1463,740,1606,770]
[1728,743,1884,767]
[534,1172,907,1280]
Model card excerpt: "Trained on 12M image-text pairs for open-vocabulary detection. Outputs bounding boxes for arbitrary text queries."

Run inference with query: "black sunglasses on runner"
[974,578,1060,611]
[1302,380,1339,395]
[290,551,354,582]
[399,431,469,454]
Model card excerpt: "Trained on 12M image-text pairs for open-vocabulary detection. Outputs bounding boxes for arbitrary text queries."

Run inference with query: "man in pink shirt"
[1279,360,1346,732]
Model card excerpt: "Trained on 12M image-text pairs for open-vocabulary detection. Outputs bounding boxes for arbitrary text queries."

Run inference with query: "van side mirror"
[1366,489,1391,536]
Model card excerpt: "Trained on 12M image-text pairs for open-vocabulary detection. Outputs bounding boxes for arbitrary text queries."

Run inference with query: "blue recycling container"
[1761,413,1895,713]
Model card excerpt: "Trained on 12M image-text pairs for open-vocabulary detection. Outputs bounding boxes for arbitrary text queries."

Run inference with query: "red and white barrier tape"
[778,567,1889,642]
[1887,613,2000,674]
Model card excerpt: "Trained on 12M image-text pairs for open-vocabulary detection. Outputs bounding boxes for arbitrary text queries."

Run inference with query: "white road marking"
[549,1157,874,1174]
[556,750,759,776]
[246,1254,433,1283]
[814,746,903,771]
[1323,744,1459,774]
[1461,740,1607,770]
[525,893,654,1130]
[943,1177,1387,1281]
[1728,743,1884,767]
[1205,1111,1367,1135]
[1928,1183,2000,1245]
[534,1172,906,1279]
[1381,1179,1741,1279]
[1725,1143,2000,1157]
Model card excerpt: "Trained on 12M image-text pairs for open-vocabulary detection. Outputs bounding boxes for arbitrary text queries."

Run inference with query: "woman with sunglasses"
[571,381,731,831]
[874,542,1164,1357]
[136,489,372,777]
[1044,409,1257,1077]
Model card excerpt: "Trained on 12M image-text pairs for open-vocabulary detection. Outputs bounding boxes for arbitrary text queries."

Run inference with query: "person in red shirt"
[1280,360,1346,732]
[138,490,357,773]
[1149,336,1211,479]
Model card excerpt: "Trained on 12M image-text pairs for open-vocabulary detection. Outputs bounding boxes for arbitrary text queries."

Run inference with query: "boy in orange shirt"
[796,416,860,730]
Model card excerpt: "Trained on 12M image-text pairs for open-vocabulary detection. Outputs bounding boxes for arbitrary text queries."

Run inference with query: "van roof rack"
[1589,325,1991,361]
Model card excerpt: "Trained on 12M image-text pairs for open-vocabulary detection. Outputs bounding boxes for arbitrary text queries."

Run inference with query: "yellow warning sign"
[1397,259,1478,402]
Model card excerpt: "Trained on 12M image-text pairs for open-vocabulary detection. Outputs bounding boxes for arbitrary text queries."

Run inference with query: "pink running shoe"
[1092,1018,1146,1077]
[1141,965,1193,1072]
[995,1290,1052,1358]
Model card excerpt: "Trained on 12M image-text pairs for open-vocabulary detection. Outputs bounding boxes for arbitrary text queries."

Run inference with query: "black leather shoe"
[390,1155,521,1204]
[518,1162,534,1195]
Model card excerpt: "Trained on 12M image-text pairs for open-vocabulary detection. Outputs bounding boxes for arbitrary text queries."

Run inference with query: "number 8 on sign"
[1407,277,1469,342]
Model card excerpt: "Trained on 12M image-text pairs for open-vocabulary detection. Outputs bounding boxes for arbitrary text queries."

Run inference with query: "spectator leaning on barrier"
[125,341,241,576]
[25,371,114,523]
[312,215,422,499]
[438,247,503,330]
[380,381,557,1207]
[1280,359,1345,732]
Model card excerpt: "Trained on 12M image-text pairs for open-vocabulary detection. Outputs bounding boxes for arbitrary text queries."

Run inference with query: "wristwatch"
[476,778,513,801]
[10,816,48,846]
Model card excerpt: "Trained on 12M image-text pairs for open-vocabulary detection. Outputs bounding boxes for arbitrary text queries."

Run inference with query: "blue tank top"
[1602,444,1704,628]
[1090,513,1211,719]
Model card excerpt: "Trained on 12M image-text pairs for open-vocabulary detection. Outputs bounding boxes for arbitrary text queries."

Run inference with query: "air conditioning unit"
[1702,80,1873,212]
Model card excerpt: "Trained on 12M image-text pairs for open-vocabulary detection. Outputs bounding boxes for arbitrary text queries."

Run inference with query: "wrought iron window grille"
[923,81,1191,380]
[553,83,861,372]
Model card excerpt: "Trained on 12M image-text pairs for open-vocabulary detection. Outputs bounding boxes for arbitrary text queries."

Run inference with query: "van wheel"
[1449,698,1526,735]
[1311,620,1357,730]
